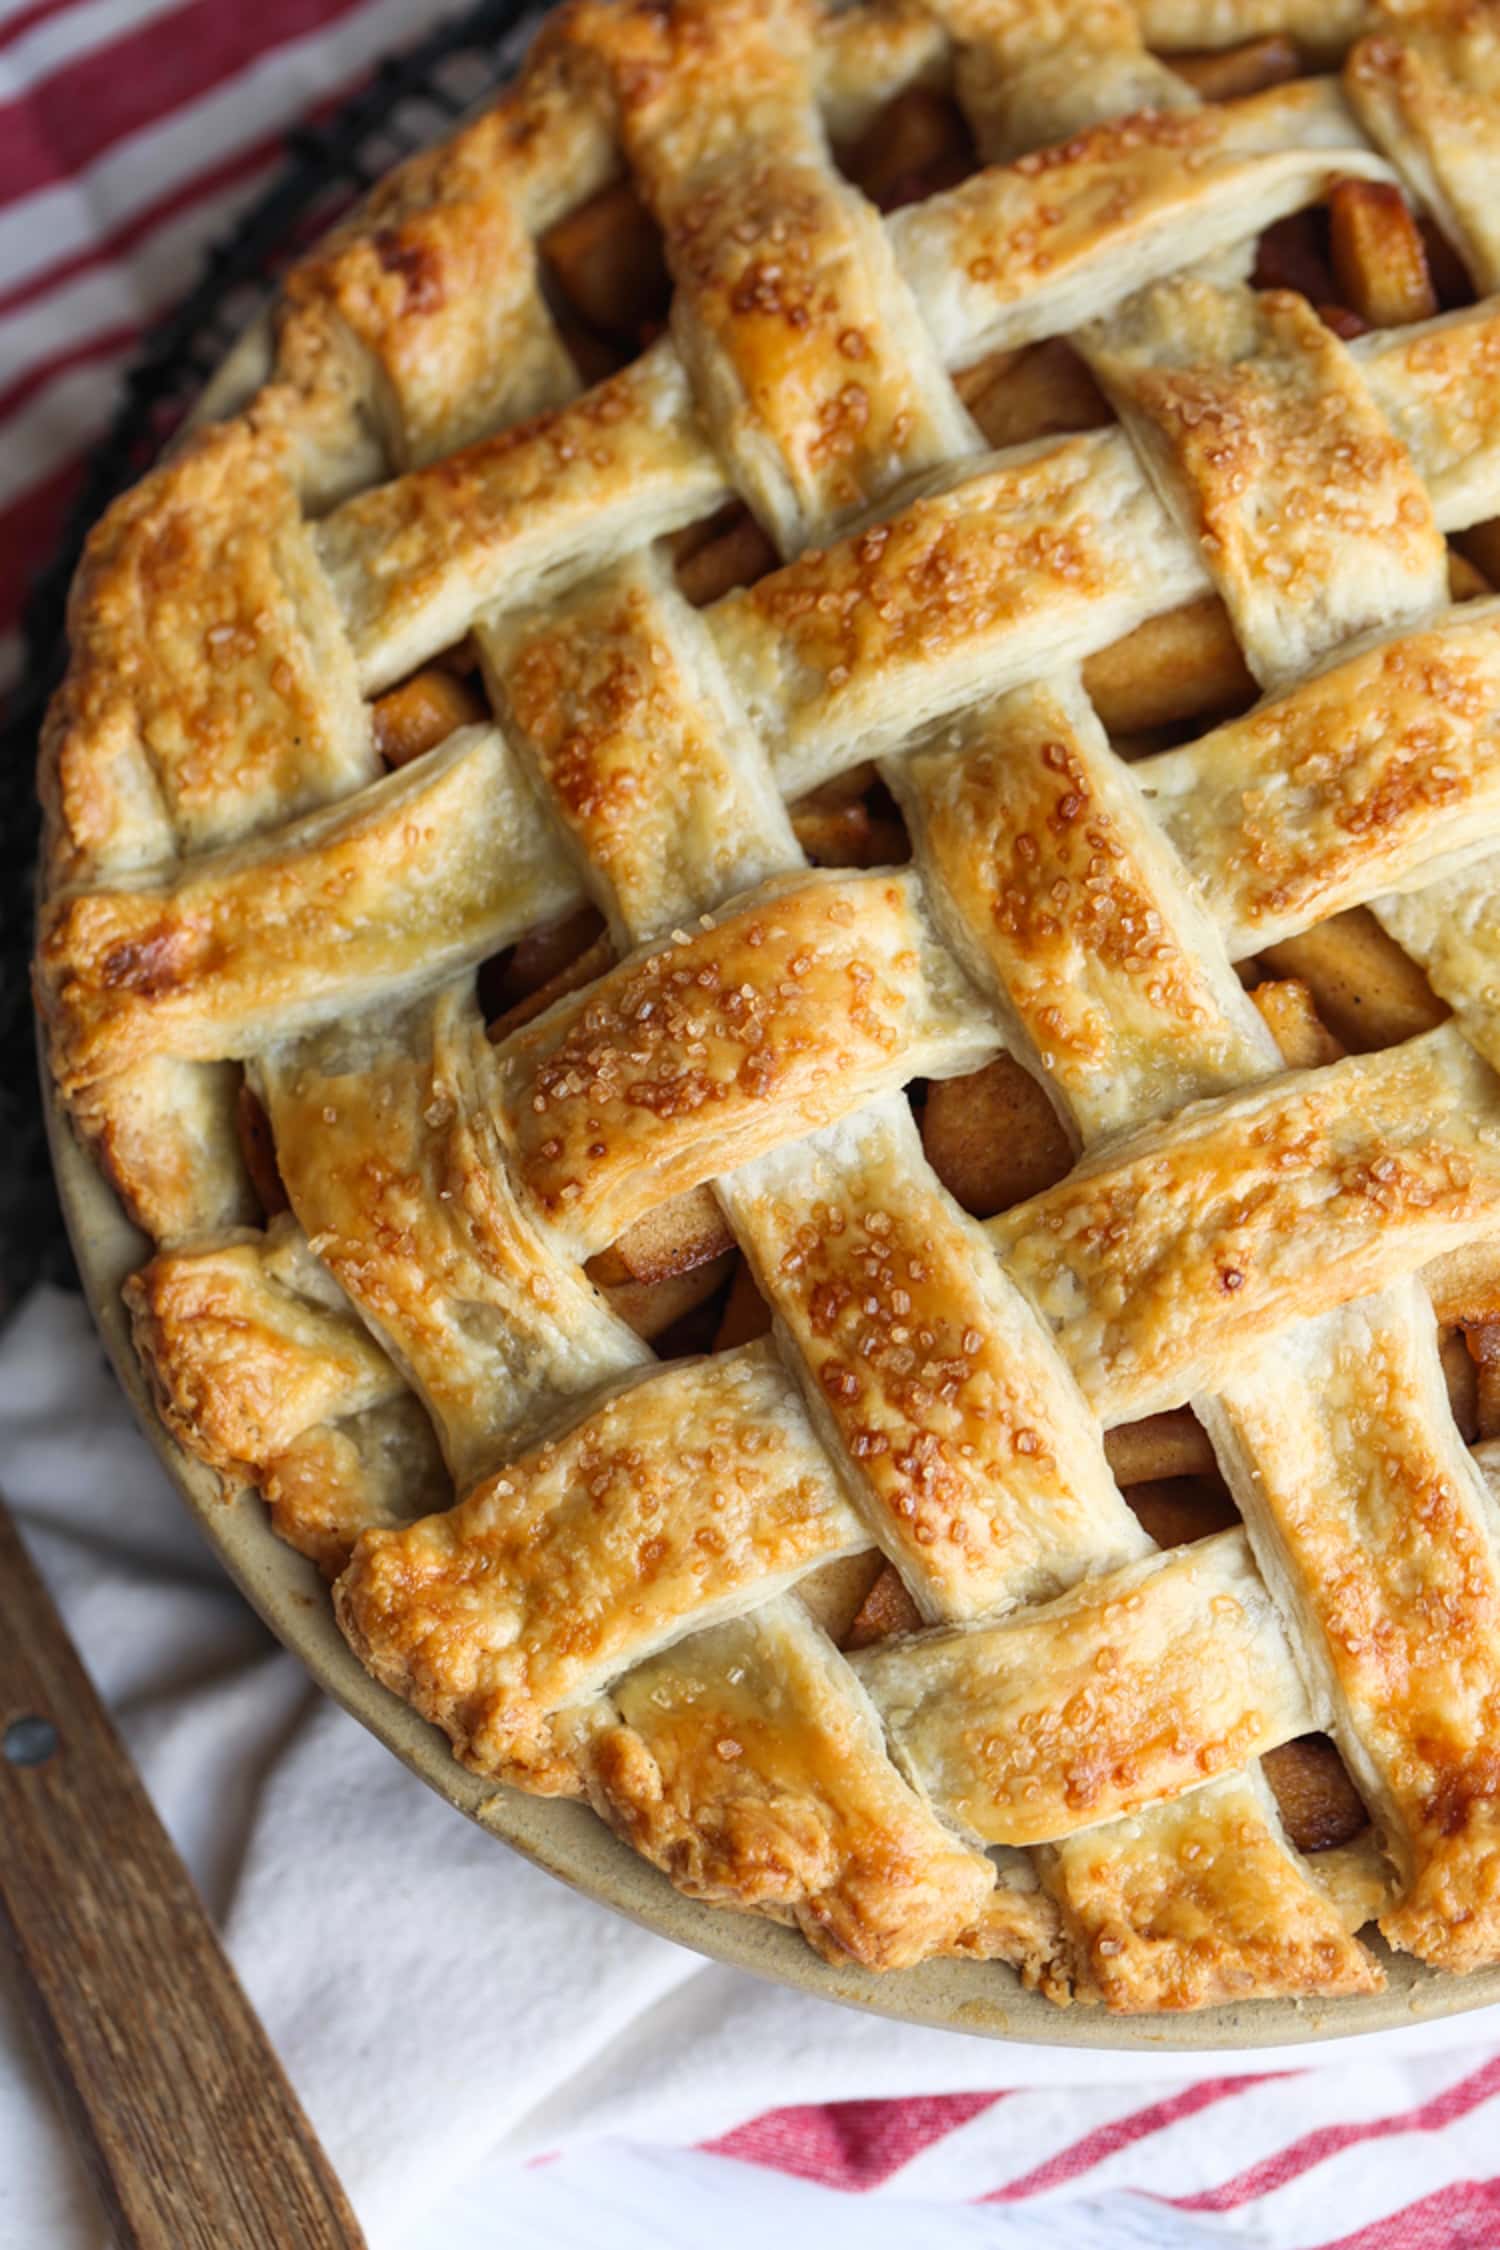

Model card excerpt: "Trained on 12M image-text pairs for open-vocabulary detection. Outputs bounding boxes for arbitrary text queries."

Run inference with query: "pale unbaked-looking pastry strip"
[1075,279,1450,688]
[926,0,1197,165]
[1344,0,1500,295]
[990,1023,1500,1424]
[1134,0,1375,60]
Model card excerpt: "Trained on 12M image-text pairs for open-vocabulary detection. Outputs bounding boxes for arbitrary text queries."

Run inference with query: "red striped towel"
[705,2068,1500,2241]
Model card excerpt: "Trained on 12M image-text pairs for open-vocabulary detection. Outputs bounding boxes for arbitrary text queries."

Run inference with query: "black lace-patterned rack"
[0,0,546,1315]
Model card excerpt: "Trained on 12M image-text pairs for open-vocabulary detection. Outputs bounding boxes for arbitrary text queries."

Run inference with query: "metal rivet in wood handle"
[0,1495,369,2250]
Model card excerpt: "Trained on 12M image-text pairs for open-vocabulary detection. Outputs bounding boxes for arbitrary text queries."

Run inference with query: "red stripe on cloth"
[1322,2176,1500,2250]
[983,2072,1289,2201]
[0,0,82,55]
[1167,2055,1500,2215]
[0,135,278,319]
[0,0,375,204]
[0,319,140,429]
[705,2092,1008,2191]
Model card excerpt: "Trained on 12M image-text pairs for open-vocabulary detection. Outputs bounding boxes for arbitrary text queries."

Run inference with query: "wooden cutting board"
[0,1495,368,2249]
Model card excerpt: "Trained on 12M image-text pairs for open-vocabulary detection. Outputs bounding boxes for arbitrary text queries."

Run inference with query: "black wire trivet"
[0,0,547,1317]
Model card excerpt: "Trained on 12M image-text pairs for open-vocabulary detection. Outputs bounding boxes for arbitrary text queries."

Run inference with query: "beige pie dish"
[37,55,1500,2047]
[41,1046,1500,2052]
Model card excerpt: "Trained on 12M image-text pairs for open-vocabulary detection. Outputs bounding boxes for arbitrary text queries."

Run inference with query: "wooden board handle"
[0,1496,368,2250]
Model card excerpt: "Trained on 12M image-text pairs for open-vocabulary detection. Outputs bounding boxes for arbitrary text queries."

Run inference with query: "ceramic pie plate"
[38,305,1500,2063]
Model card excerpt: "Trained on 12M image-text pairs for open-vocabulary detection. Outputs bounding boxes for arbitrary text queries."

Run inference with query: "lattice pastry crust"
[35,0,1500,2011]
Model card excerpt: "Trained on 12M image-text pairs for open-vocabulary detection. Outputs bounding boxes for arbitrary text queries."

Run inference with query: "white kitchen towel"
[3,1283,1500,2250]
